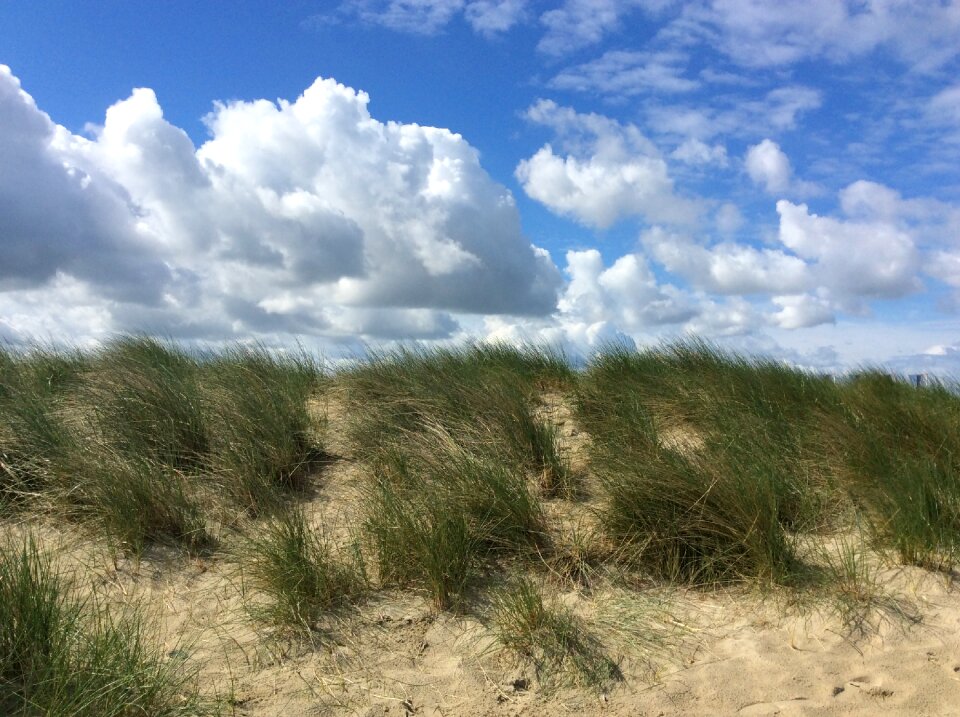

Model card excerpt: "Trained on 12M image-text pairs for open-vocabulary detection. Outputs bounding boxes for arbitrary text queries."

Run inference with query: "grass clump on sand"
[3,337,326,552]
[839,372,960,570]
[364,429,547,609]
[202,345,323,514]
[576,341,842,585]
[341,344,569,607]
[492,577,621,691]
[79,455,213,555]
[342,343,576,498]
[0,346,85,510]
[0,535,209,716]
[82,336,209,470]
[62,337,213,552]
[243,506,366,631]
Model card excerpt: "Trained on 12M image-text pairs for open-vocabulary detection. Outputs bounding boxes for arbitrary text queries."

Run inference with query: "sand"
[6,391,960,716]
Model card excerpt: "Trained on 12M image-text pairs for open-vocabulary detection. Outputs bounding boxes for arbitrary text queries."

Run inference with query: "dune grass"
[82,337,209,470]
[0,535,209,716]
[0,346,84,509]
[839,371,960,570]
[342,343,574,492]
[242,506,366,631]
[201,345,323,514]
[492,577,621,690]
[339,344,569,606]
[4,335,959,577]
[363,428,547,608]
[2,338,325,551]
[3,335,960,706]
[575,341,841,585]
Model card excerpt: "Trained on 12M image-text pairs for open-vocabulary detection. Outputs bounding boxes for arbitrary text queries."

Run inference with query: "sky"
[2,1,960,372]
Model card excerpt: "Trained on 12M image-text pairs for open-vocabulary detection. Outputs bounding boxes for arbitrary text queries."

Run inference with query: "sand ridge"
[5,390,960,716]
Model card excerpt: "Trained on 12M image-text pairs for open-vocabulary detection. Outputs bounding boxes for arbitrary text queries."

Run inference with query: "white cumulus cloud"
[768,293,835,329]
[777,199,921,299]
[745,139,792,193]
[0,66,561,345]
[516,100,700,228]
[745,139,819,197]
[642,227,811,295]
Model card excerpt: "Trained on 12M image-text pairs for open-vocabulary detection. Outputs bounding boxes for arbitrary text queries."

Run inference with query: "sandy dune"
[6,390,960,716]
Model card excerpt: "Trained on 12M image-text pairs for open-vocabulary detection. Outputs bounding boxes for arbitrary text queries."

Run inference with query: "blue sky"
[2,1,960,371]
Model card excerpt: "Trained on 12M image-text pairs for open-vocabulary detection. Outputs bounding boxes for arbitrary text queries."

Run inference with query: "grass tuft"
[840,371,960,570]
[491,577,621,690]
[0,534,208,716]
[77,455,214,555]
[84,336,208,470]
[244,507,366,631]
[577,342,819,584]
[203,345,323,513]
[363,430,546,608]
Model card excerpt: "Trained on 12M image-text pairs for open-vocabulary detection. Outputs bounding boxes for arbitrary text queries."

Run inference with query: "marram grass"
[0,535,209,716]
[2,336,960,584]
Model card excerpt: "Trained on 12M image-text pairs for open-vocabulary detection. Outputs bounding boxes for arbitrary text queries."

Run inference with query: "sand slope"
[6,390,960,716]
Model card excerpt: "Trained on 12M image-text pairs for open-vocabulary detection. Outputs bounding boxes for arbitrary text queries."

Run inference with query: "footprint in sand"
[846,676,894,699]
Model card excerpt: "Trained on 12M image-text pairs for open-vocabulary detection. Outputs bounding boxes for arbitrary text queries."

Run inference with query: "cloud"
[744,139,820,197]
[464,0,529,35]
[322,0,526,35]
[536,0,676,56]
[637,179,956,327]
[768,293,835,329]
[714,203,743,234]
[335,0,465,34]
[755,87,824,132]
[745,139,792,193]
[558,248,697,328]
[642,227,811,295]
[516,100,700,228]
[538,0,633,56]
[925,83,960,144]
[644,85,821,141]
[683,296,760,337]
[686,0,960,71]
[671,138,728,167]
[550,50,700,96]
[483,246,700,355]
[878,342,960,377]
[777,199,921,299]
[0,69,176,304]
[928,84,960,125]
[0,66,562,345]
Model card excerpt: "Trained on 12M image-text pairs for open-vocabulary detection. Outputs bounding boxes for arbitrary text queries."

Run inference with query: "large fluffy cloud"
[777,199,921,299]
[0,66,561,344]
[483,247,700,353]
[0,68,173,302]
[643,227,811,296]
[515,100,700,228]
